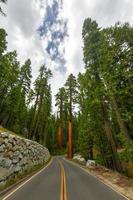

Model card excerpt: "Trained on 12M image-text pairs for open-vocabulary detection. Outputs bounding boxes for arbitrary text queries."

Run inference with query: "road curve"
[61,158,127,200]
[1,158,60,200]
[1,157,127,200]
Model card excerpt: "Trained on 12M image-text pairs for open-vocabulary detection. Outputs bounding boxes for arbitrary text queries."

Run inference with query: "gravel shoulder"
[72,160,133,200]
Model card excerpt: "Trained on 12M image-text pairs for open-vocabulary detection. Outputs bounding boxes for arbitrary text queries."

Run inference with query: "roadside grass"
[0,126,18,136]
[70,158,133,200]
[0,126,28,140]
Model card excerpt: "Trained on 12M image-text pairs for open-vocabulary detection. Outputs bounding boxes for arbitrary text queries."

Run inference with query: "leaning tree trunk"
[29,92,39,139]
[32,93,44,140]
[102,102,122,172]
[111,95,130,140]
[101,76,130,140]
[1,113,10,127]
[58,126,63,148]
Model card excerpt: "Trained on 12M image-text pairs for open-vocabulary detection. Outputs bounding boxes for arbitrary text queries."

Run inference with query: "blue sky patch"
[38,0,68,73]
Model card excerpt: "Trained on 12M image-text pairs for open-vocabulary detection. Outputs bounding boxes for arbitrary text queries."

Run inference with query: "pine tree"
[65,74,78,121]
[55,87,67,147]
[29,65,52,144]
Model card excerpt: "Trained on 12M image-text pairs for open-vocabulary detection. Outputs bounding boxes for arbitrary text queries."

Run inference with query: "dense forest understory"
[0,15,133,177]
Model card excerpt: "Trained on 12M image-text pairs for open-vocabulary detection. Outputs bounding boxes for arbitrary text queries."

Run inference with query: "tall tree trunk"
[1,113,10,127]
[58,126,62,148]
[97,133,109,167]
[89,147,93,160]
[43,125,48,146]
[68,121,73,158]
[111,96,130,140]
[29,94,39,138]
[58,98,63,148]
[69,79,72,122]
[32,94,43,140]
[101,76,130,140]
[102,102,122,172]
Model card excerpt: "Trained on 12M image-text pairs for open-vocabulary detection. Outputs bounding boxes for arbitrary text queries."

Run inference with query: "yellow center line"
[58,160,68,200]
[62,165,68,200]
[60,163,64,200]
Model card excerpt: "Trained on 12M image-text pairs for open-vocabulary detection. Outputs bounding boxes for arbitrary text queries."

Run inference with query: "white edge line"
[2,158,53,200]
[63,158,129,200]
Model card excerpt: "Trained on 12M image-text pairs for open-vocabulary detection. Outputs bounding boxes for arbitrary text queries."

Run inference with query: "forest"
[0,17,133,175]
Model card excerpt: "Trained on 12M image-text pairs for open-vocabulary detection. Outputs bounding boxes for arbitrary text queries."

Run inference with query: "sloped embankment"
[0,131,50,188]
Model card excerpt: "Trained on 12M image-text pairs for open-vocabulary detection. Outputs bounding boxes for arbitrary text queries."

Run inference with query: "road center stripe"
[58,160,68,200]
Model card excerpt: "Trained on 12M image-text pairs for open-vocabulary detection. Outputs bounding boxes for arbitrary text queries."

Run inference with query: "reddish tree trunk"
[58,126,62,148]
[68,121,73,159]
[111,96,130,140]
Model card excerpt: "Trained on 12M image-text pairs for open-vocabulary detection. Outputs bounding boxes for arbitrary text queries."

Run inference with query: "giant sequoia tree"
[77,18,133,171]
[55,74,79,150]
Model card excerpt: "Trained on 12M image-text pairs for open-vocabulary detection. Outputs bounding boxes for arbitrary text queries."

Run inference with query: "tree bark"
[111,95,130,140]
[68,121,73,158]
[58,126,62,148]
[29,92,39,138]
[102,102,122,172]
[1,113,10,127]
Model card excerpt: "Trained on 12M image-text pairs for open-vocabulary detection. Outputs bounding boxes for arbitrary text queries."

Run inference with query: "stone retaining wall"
[0,131,50,186]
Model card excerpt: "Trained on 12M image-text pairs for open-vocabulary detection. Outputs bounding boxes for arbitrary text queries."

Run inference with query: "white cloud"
[50,69,67,112]
[63,0,133,76]
[0,0,45,80]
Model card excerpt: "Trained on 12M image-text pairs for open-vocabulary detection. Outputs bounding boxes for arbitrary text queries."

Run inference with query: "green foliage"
[0,28,7,55]
[29,65,53,144]
[55,87,67,123]
[119,141,133,163]
[78,128,93,161]
[54,19,133,168]
[77,18,133,172]
[0,28,55,150]
[55,74,79,149]
[65,74,78,120]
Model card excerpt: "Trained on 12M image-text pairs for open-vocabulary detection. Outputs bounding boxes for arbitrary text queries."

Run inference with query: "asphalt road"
[1,157,127,200]
[61,158,126,200]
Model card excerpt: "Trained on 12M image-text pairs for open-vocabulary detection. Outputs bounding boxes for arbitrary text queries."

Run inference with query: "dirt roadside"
[72,160,133,200]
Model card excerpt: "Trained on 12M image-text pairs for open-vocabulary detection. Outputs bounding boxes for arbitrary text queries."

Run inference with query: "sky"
[0,0,133,111]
